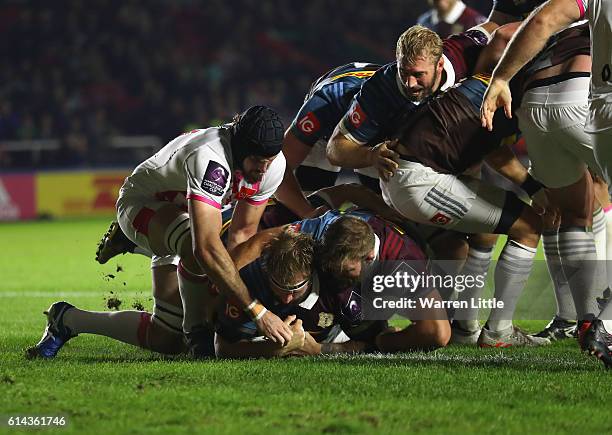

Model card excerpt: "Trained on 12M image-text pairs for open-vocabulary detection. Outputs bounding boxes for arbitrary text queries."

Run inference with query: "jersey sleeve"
[184,148,232,209]
[288,93,336,147]
[215,299,258,343]
[442,27,491,87]
[244,152,286,205]
[338,66,394,145]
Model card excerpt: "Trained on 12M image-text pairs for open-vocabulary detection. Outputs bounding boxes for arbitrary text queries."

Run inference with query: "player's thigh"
[518,104,600,187]
[117,196,190,256]
[383,163,524,235]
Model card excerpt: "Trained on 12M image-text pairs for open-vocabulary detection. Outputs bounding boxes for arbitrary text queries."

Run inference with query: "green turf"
[1,219,610,434]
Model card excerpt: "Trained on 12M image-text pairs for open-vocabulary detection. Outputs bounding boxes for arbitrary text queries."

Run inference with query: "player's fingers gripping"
[283,314,297,325]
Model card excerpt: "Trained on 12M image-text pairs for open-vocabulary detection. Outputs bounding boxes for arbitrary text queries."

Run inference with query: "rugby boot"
[95,221,136,264]
[532,316,577,341]
[477,325,551,348]
[26,302,76,359]
[582,319,612,369]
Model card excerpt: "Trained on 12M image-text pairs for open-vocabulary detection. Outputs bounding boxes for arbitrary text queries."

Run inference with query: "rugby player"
[216,212,450,358]
[380,70,553,347]
[30,106,296,359]
[274,62,383,220]
[480,0,612,365]
[27,183,419,359]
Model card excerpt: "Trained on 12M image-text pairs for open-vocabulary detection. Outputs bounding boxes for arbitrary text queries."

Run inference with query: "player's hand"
[278,316,305,356]
[287,331,321,356]
[480,78,512,132]
[371,140,400,182]
[255,310,293,345]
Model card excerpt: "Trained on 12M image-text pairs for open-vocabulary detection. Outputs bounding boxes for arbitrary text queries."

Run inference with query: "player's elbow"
[325,139,343,166]
[420,320,451,349]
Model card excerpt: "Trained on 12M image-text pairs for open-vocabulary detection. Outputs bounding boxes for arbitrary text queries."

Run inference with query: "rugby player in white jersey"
[29,106,294,359]
[480,0,612,366]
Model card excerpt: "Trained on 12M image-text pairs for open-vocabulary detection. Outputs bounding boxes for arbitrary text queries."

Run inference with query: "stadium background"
[0,0,491,221]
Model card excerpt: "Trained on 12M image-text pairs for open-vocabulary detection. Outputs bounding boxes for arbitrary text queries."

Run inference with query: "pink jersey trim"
[575,0,585,19]
[603,205,612,213]
[245,197,269,206]
[187,193,221,209]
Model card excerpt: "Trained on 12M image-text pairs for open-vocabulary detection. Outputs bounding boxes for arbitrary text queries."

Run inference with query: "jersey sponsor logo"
[430,212,452,225]
[318,312,335,328]
[226,304,241,319]
[297,112,320,135]
[349,103,366,128]
[202,161,229,196]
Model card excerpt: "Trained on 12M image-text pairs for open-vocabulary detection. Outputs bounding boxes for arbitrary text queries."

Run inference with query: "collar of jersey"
[298,271,320,309]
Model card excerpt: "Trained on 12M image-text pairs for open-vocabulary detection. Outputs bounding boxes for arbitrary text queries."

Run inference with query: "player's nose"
[280,293,294,304]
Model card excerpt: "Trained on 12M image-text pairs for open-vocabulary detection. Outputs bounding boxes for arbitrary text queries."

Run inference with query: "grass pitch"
[1,218,611,434]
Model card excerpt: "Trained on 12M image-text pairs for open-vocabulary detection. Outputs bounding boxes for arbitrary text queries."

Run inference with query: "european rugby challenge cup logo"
[201,161,229,196]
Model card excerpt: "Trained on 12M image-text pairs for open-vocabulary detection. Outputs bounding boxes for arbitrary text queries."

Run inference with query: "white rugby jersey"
[122,127,286,209]
[577,0,612,131]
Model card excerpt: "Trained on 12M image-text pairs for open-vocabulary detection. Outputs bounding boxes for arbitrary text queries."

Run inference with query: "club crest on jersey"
[318,312,334,328]
[297,112,320,135]
[202,161,229,196]
[430,212,452,225]
[349,103,366,128]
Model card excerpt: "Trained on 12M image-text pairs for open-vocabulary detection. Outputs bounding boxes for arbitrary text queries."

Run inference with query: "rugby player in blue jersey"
[216,208,450,358]
[274,62,383,220]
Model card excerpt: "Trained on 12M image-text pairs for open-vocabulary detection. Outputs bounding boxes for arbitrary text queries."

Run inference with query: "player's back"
[124,127,232,198]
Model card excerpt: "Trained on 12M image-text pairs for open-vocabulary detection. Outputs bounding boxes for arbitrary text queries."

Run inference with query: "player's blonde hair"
[263,229,314,285]
[396,25,443,65]
[317,216,375,275]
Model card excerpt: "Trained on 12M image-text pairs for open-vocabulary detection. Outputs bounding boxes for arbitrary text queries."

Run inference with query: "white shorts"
[516,77,602,188]
[116,188,183,267]
[381,160,522,234]
[302,139,341,172]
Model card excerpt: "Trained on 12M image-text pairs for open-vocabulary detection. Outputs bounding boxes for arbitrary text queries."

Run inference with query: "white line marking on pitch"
[0,291,147,298]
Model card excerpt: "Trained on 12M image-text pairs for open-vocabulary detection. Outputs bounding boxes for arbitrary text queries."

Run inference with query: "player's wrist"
[245,300,268,321]
[520,173,544,197]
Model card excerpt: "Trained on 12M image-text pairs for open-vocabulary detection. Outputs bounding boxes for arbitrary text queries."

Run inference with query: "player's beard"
[243,170,264,184]
[407,68,439,103]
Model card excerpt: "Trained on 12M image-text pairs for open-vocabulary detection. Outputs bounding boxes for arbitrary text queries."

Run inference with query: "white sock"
[558,227,604,321]
[454,245,492,331]
[542,230,576,321]
[592,207,607,261]
[63,308,150,347]
[487,240,536,332]
[177,262,208,334]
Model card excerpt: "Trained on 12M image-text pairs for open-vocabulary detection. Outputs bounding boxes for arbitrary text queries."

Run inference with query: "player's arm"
[327,125,399,181]
[226,200,267,252]
[484,143,529,185]
[215,316,305,358]
[190,200,293,344]
[273,131,320,218]
[286,332,368,356]
[481,0,584,130]
[315,183,405,224]
[230,226,287,269]
[484,143,548,208]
